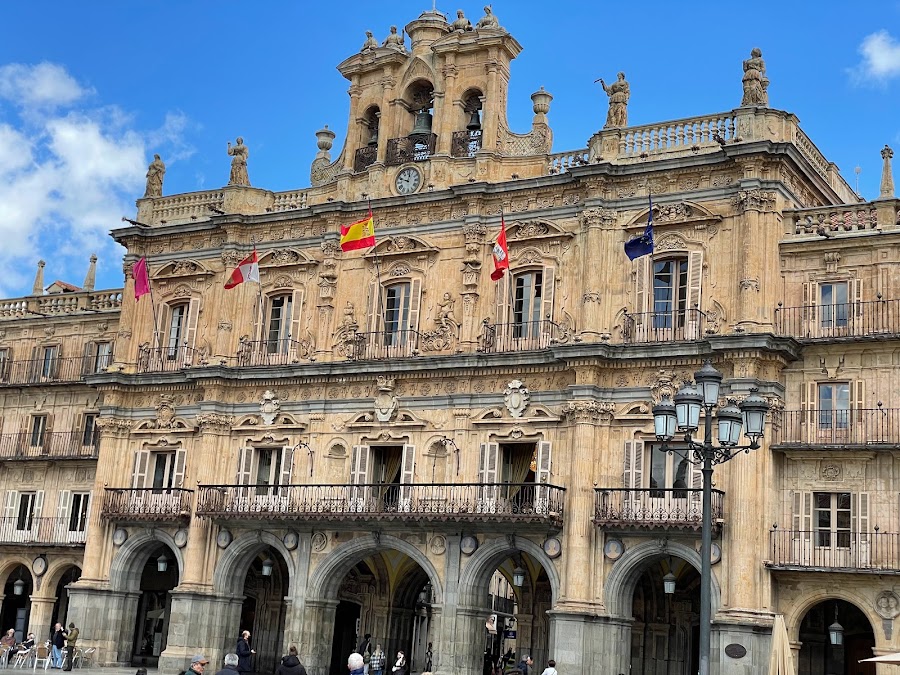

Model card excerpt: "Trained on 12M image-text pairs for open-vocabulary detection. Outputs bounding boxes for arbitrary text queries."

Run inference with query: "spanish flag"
[340,211,376,252]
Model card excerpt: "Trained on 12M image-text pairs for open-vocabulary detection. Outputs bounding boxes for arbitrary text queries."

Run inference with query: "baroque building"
[1,8,899,675]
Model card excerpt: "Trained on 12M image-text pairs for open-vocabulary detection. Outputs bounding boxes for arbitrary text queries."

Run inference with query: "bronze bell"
[367,126,378,147]
[409,110,433,136]
[466,110,482,131]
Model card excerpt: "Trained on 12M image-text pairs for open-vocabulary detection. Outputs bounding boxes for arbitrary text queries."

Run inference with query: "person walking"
[516,655,533,675]
[213,653,240,675]
[368,644,385,675]
[50,624,67,669]
[539,660,557,675]
[62,623,79,671]
[356,634,371,675]
[236,631,255,673]
[275,645,307,675]
[187,654,210,675]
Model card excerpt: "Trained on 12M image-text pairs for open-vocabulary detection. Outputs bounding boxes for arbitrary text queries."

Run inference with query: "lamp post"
[652,360,769,675]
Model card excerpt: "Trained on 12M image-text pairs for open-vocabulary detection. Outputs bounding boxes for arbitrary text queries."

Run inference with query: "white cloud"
[854,30,900,82]
[0,62,193,297]
[0,63,90,108]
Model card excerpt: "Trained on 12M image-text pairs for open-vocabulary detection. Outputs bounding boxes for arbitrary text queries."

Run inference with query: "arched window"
[354,106,380,172]
[387,81,435,165]
[452,91,483,157]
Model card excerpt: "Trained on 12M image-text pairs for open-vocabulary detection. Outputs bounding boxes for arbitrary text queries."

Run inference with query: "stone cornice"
[561,399,616,423]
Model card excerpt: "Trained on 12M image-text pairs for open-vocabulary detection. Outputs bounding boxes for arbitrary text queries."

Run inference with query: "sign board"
[504,630,517,639]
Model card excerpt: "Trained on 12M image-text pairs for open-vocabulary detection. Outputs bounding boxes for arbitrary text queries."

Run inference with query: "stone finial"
[315,126,336,160]
[83,254,97,292]
[31,260,46,296]
[880,144,895,199]
[531,87,553,120]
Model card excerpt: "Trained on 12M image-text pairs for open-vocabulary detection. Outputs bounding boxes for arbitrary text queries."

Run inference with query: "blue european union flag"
[624,196,654,260]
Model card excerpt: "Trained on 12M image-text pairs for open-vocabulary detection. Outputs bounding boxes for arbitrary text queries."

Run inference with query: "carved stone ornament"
[153,395,177,429]
[112,528,128,546]
[514,222,550,239]
[197,413,234,432]
[562,399,616,422]
[260,390,280,425]
[374,390,399,423]
[504,380,530,418]
[96,417,134,435]
[654,202,695,222]
[311,531,328,552]
[650,370,677,404]
[221,250,243,268]
[876,591,900,620]
[820,462,842,481]
[581,207,617,227]
[731,189,776,212]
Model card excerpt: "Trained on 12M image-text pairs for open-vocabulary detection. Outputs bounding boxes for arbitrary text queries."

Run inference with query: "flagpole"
[253,247,265,345]
[367,199,384,338]
[501,209,516,333]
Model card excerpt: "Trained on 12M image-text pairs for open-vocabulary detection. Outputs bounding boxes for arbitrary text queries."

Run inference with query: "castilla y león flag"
[224,249,260,289]
[490,218,510,281]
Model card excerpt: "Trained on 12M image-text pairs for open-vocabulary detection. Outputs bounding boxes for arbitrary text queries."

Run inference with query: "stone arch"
[38,560,82,600]
[782,588,879,645]
[306,533,443,604]
[212,530,296,598]
[457,537,561,607]
[0,556,33,588]
[108,529,184,592]
[603,540,721,618]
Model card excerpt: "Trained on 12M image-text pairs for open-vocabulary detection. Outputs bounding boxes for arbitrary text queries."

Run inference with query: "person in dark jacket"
[213,652,240,675]
[275,645,307,675]
[50,624,67,669]
[516,655,533,675]
[236,631,255,673]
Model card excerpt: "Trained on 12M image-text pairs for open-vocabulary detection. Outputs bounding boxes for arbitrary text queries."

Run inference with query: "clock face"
[395,167,421,195]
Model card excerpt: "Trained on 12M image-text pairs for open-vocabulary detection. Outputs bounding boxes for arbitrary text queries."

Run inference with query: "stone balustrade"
[0,289,121,319]
[785,202,897,237]
[548,149,588,174]
[271,190,308,212]
[145,190,226,224]
[618,113,737,159]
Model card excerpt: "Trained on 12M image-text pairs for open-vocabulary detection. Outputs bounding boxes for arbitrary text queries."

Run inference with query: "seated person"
[17,633,36,652]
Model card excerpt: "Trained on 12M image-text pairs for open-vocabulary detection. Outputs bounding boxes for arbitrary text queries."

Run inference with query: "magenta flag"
[133,257,151,300]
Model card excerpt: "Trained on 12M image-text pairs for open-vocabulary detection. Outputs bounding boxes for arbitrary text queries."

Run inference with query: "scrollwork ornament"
[562,399,615,422]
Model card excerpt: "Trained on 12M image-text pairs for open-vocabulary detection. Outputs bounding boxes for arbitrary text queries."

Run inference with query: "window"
[818,382,850,429]
[384,283,412,345]
[151,452,177,490]
[513,272,543,337]
[41,345,59,378]
[16,493,37,531]
[30,416,47,448]
[648,445,690,498]
[93,342,113,372]
[254,447,282,496]
[819,282,849,328]
[266,295,293,353]
[69,493,90,532]
[82,414,98,447]
[652,257,689,328]
[814,492,851,548]
[167,304,187,357]
[0,348,9,381]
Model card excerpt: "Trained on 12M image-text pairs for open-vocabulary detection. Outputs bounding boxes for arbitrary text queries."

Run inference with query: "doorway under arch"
[51,566,82,630]
[131,544,179,667]
[238,546,290,675]
[797,599,875,674]
[1,565,33,642]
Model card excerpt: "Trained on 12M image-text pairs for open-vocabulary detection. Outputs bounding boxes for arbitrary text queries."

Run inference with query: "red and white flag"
[490,218,510,281]
[224,249,260,289]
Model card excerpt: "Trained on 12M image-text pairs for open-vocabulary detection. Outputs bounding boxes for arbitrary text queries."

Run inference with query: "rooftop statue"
[741,48,769,107]
[476,5,500,30]
[143,154,165,198]
[227,137,250,187]
[361,30,378,51]
[383,25,406,52]
[451,9,473,32]
[597,72,630,129]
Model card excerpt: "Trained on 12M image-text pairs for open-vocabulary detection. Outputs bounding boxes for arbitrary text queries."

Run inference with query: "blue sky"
[1,0,898,296]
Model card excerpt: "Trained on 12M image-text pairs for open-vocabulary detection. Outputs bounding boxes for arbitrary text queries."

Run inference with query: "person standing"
[368,644,385,675]
[516,655,533,675]
[356,634,371,675]
[275,645,307,675]
[62,623,78,671]
[188,654,210,675]
[50,624,67,669]
[348,653,365,675]
[539,660,557,675]
[236,630,255,673]
[390,651,406,675]
[424,642,433,672]
[213,653,240,675]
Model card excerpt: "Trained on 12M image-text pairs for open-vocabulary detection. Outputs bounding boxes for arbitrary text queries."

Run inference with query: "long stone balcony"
[771,409,900,448]
[196,483,565,530]
[593,488,725,532]
[774,299,900,341]
[0,356,101,386]
[0,432,99,461]
[100,488,193,523]
[766,528,900,573]
[0,517,87,546]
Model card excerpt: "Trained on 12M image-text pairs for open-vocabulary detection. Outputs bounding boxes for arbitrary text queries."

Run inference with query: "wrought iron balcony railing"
[767,528,900,572]
[774,299,900,340]
[385,133,437,166]
[0,432,99,461]
[451,130,482,158]
[621,309,707,344]
[345,330,421,360]
[136,345,199,373]
[593,488,725,531]
[0,517,87,546]
[479,320,559,353]
[237,338,314,366]
[196,483,565,527]
[354,145,378,172]
[771,408,900,447]
[101,488,193,522]
[0,356,101,385]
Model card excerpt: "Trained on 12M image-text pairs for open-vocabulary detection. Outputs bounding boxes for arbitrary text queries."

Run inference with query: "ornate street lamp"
[12,574,25,596]
[156,553,169,573]
[829,605,844,646]
[652,360,769,675]
[663,570,677,595]
[512,558,526,588]
[261,558,274,577]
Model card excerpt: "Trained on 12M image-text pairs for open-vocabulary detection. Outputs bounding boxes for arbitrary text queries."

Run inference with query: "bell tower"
[311,8,553,199]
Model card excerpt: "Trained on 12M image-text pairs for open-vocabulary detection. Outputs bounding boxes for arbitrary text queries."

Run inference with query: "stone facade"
[1,9,900,675]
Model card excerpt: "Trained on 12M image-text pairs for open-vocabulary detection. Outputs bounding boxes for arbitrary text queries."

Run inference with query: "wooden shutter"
[623,440,644,488]
[350,445,371,484]
[802,281,817,332]
[172,448,186,487]
[254,295,266,343]
[399,444,416,511]
[541,266,555,321]
[478,442,499,483]
[368,279,382,333]
[289,290,303,341]
[852,278,863,318]
[496,275,512,324]
[689,455,703,504]
[535,441,552,514]
[800,382,817,444]
[634,256,650,324]
[26,346,39,383]
[49,346,60,378]
[132,450,150,488]
[792,491,813,533]
[185,297,201,351]
[853,491,871,565]
[407,280,422,332]
[236,447,253,485]
[280,445,294,485]
[57,490,72,522]
[4,490,18,519]
[686,251,703,338]
[33,490,44,520]
[82,342,95,375]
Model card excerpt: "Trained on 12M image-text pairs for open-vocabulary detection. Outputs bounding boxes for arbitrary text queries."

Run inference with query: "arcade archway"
[237,546,290,674]
[797,599,875,674]
[131,544,179,667]
[1,564,33,642]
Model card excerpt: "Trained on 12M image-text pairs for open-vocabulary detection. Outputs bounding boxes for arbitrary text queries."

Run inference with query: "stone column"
[732,188,777,331]
[879,144,895,199]
[433,534,460,675]
[300,598,338,675]
[159,591,240,673]
[578,208,618,340]
[28,596,56,638]
[66,587,139,666]
[460,221,486,345]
